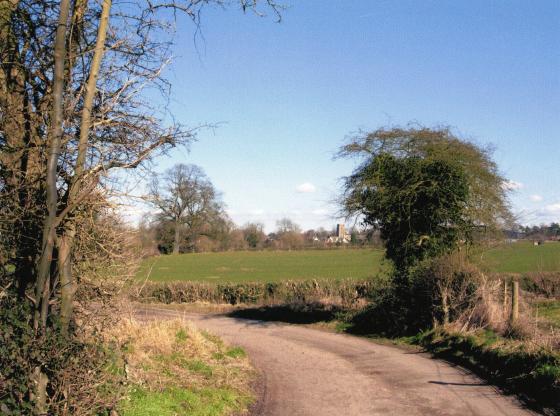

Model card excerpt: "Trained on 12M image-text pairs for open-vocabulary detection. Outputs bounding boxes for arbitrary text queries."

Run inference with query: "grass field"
[138,241,560,283]
[479,241,560,273]
[138,249,387,282]
[536,300,560,328]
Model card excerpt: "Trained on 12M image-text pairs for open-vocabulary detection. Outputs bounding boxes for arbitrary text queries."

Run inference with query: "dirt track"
[136,306,537,416]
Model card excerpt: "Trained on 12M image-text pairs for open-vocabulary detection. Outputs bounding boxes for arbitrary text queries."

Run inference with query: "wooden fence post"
[503,277,508,319]
[511,277,519,323]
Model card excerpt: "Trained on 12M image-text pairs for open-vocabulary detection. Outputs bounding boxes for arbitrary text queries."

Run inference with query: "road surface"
[136,306,537,416]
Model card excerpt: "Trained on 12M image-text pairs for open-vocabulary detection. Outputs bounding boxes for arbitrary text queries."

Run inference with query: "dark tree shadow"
[226,302,345,325]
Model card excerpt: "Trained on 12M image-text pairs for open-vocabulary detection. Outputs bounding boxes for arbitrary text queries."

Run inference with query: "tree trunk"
[74,0,111,176]
[173,222,181,254]
[30,366,48,415]
[32,1,71,413]
[58,226,76,336]
[58,0,112,336]
[34,0,71,331]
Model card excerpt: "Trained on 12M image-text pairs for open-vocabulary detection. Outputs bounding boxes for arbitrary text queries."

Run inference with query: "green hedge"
[134,279,380,306]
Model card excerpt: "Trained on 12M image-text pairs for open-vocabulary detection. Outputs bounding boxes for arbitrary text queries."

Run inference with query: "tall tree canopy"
[339,126,513,233]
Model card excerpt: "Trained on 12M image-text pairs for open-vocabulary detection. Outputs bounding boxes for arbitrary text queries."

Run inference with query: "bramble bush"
[0,287,122,415]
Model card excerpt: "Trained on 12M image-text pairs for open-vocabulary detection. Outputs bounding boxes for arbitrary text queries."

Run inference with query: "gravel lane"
[136,306,537,416]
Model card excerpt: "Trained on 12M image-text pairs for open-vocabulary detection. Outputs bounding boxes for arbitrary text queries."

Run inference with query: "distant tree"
[275,218,303,249]
[339,126,513,235]
[315,227,330,242]
[147,164,225,254]
[522,222,560,240]
[276,218,301,234]
[208,217,237,252]
[242,222,266,249]
[342,153,470,272]
[229,229,248,251]
[138,215,159,256]
[278,232,304,250]
[303,229,318,245]
[188,217,228,252]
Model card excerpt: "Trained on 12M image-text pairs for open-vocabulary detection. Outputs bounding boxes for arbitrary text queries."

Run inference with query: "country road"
[136,306,537,416]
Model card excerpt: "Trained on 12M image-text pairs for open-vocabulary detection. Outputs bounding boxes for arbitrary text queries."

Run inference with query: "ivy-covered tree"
[345,153,470,272]
[339,126,513,235]
[342,153,475,333]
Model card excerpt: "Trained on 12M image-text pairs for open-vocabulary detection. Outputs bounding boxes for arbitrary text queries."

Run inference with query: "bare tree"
[0,0,283,411]
[276,217,301,234]
[275,218,303,249]
[148,164,225,254]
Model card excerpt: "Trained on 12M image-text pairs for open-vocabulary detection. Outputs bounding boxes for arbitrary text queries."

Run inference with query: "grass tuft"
[225,347,246,359]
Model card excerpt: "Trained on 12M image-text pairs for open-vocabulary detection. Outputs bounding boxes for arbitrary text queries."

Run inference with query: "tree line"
[140,166,381,255]
[519,223,560,241]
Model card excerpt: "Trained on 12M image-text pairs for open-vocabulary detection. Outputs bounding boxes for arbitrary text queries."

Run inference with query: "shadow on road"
[428,380,488,387]
[226,302,345,325]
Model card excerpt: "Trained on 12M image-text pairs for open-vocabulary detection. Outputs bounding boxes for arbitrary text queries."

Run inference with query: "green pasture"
[536,300,560,328]
[137,249,387,282]
[137,241,560,283]
[479,241,560,273]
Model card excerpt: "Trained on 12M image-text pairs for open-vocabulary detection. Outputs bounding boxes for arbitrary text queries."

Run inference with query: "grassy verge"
[107,319,254,416]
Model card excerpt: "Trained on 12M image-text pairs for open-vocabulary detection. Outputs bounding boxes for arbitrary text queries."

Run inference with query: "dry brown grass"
[448,274,560,352]
[104,316,255,415]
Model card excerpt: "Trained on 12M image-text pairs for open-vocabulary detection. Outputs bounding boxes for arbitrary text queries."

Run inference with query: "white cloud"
[545,203,560,214]
[529,194,543,202]
[311,208,328,216]
[501,180,524,191]
[296,182,316,193]
[250,209,265,215]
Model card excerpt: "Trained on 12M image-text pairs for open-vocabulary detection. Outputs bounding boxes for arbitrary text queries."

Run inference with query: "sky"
[126,0,559,232]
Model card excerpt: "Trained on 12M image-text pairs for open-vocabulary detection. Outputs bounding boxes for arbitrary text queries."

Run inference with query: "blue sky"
[135,0,559,232]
